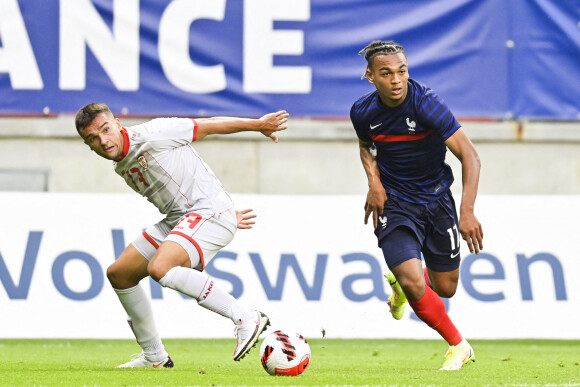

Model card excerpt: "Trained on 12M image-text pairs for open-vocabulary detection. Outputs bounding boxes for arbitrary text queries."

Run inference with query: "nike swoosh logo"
[450,252,460,259]
[370,123,382,130]
[152,360,166,368]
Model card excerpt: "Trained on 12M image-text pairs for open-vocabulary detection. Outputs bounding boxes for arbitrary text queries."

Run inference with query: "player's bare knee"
[147,259,170,283]
[440,286,457,298]
[444,285,457,298]
[106,263,122,287]
[432,282,457,298]
[398,276,426,300]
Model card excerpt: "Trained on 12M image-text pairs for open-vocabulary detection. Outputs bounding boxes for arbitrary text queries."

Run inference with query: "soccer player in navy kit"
[351,41,483,370]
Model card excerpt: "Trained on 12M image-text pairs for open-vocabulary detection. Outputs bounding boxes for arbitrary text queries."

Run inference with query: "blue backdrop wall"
[0,0,578,119]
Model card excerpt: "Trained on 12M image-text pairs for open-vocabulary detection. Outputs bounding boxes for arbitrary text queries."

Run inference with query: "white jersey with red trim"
[113,117,233,226]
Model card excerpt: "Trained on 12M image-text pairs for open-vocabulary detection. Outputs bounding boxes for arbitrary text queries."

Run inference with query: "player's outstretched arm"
[445,127,483,254]
[236,208,256,229]
[195,111,289,142]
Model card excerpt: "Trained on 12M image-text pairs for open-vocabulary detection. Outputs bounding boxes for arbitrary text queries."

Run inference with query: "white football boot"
[116,353,174,368]
[233,310,270,361]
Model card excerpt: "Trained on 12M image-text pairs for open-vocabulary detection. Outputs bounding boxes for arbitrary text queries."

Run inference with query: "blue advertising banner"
[0,0,579,119]
[1,193,579,339]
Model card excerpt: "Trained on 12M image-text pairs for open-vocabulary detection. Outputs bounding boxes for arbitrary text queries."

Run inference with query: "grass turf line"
[0,338,578,386]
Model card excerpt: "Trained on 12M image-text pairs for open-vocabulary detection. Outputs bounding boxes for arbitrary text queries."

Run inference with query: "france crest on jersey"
[350,78,461,204]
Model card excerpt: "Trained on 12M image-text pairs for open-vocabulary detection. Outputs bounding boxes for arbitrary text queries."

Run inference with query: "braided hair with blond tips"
[358,40,406,79]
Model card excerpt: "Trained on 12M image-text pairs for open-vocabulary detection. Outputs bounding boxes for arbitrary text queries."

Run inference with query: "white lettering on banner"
[0,0,43,89]
[2,0,311,94]
[59,0,139,90]
[243,0,312,93]
[159,0,227,93]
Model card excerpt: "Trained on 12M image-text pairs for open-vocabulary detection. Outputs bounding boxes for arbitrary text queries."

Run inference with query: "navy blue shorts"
[375,190,461,272]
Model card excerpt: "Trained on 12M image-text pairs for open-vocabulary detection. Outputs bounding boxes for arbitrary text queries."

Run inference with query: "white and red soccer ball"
[259,330,311,376]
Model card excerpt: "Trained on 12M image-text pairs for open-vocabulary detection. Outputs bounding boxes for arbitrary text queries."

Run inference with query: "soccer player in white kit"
[75,103,289,368]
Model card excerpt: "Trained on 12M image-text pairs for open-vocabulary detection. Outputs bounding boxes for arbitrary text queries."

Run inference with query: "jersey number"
[176,213,203,231]
[446,224,460,252]
[121,168,150,192]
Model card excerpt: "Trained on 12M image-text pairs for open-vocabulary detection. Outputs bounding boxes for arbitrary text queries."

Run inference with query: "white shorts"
[132,208,237,271]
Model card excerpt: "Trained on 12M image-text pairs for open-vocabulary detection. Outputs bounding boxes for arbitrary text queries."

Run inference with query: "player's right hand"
[364,186,388,229]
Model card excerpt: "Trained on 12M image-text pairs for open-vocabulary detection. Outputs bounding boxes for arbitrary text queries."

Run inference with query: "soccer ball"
[259,330,311,376]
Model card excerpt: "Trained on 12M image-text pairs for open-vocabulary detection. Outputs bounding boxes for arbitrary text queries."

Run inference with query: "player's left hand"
[259,110,289,142]
[236,208,256,229]
[459,212,483,254]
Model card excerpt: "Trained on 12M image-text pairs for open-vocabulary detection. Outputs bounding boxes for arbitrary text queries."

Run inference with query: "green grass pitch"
[0,338,578,386]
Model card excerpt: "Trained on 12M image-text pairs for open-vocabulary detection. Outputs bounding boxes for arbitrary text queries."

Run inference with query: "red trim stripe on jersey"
[142,231,159,249]
[168,231,205,270]
[370,129,434,142]
[191,119,198,142]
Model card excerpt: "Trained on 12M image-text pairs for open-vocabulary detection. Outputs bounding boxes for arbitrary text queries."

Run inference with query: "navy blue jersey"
[351,78,461,204]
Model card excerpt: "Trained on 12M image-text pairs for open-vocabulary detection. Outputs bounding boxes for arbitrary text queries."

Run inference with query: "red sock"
[408,286,463,346]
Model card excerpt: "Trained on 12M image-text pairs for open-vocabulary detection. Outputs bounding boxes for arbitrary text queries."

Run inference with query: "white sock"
[451,338,469,348]
[159,266,254,324]
[114,284,167,361]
